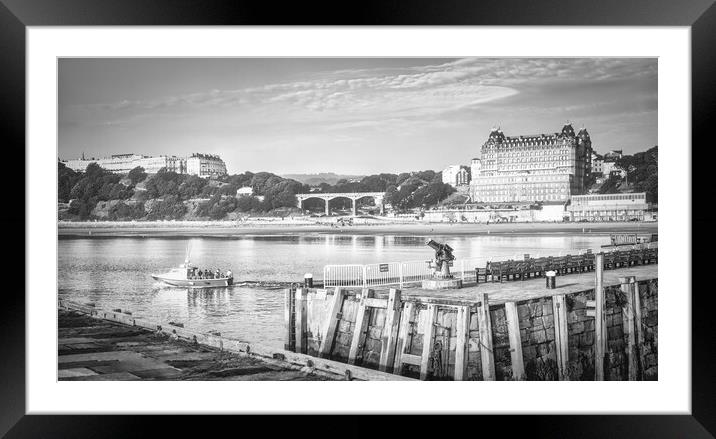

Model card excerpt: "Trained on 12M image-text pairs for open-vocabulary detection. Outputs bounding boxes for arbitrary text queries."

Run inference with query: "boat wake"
[232,280,295,290]
[152,279,296,291]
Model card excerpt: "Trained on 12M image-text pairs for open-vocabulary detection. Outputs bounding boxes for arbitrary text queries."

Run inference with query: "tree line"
[58,162,454,221]
[598,145,658,203]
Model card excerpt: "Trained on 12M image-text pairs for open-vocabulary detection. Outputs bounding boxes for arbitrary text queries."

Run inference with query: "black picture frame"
[5,0,713,436]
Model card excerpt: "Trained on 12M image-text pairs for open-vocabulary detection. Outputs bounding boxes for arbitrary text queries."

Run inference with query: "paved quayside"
[58,309,335,381]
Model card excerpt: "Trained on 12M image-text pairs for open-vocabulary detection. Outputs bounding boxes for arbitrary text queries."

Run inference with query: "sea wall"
[289,278,658,381]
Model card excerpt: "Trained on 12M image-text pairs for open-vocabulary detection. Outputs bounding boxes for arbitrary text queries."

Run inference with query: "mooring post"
[284,287,295,351]
[454,305,470,381]
[476,292,496,381]
[620,276,639,380]
[295,288,308,354]
[348,289,374,364]
[552,294,569,380]
[392,301,415,375]
[419,304,438,380]
[594,253,606,381]
[318,287,345,358]
[504,301,525,381]
[379,288,402,372]
[633,281,645,380]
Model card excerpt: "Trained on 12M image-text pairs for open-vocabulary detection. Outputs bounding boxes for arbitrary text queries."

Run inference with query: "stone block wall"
[565,290,597,380]
[294,278,657,381]
[639,279,658,380]
[516,297,559,381]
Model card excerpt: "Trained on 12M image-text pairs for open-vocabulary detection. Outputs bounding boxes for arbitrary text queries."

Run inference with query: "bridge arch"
[295,192,386,216]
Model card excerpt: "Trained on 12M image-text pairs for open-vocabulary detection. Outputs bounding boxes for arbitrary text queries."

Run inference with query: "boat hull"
[152,275,233,288]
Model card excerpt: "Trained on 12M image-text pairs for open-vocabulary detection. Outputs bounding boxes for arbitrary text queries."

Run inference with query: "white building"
[602,161,625,178]
[470,158,482,179]
[186,153,227,178]
[591,152,604,175]
[236,186,254,197]
[63,153,191,175]
[567,192,648,221]
[442,164,470,188]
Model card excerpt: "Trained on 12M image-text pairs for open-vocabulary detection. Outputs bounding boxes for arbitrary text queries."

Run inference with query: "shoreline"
[58,221,658,238]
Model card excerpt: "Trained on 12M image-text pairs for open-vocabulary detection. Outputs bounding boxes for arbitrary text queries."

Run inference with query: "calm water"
[58,233,611,348]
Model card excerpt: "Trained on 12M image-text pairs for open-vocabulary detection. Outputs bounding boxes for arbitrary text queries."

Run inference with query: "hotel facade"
[62,153,226,178]
[470,123,593,203]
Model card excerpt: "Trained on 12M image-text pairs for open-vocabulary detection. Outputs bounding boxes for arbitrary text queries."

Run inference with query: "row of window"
[573,194,646,202]
[479,194,567,202]
[482,150,572,159]
[475,176,570,184]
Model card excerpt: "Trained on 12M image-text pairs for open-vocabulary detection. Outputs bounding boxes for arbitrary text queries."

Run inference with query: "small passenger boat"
[152,259,234,288]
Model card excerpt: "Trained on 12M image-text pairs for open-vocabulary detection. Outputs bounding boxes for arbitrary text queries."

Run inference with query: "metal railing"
[322,242,658,288]
[323,257,506,288]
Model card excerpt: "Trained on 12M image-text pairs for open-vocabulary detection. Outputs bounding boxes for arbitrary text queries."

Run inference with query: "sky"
[58,58,657,175]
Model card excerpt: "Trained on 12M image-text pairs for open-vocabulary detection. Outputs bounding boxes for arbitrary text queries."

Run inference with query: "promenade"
[57,220,658,238]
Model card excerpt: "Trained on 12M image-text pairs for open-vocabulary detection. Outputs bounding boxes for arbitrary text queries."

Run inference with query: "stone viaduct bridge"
[295,192,386,216]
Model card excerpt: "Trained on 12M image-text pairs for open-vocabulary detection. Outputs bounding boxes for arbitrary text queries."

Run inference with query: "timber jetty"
[284,247,658,381]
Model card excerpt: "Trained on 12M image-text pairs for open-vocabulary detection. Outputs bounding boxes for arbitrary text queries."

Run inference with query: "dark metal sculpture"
[426,239,455,278]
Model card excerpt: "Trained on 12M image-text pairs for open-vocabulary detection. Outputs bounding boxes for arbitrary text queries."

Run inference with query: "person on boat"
[215,269,220,278]
[226,270,232,279]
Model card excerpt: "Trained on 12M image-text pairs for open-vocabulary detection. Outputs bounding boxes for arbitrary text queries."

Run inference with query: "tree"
[58,162,81,203]
[145,195,186,220]
[127,166,147,185]
[65,162,133,218]
[108,201,145,221]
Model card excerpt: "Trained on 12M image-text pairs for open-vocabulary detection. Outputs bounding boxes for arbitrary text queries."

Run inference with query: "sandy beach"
[58,220,658,238]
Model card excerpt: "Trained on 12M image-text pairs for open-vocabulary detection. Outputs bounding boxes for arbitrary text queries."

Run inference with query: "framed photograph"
[6,0,713,436]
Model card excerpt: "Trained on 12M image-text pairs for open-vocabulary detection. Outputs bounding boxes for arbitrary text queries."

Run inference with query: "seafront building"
[469,123,593,203]
[442,164,470,188]
[186,153,227,178]
[61,152,227,178]
[567,192,650,222]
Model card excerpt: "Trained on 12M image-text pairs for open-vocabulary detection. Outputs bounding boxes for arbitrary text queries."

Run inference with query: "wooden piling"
[419,304,438,380]
[379,288,402,372]
[393,301,415,374]
[318,287,345,358]
[552,295,569,380]
[621,276,638,380]
[295,288,308,354]
[633,281,645,380]
[454,305,470,381]
[594,253,606,381]
[504,301,525,381]
[283,287,295,351]
[348,289,374,365]
[476,293,496,381]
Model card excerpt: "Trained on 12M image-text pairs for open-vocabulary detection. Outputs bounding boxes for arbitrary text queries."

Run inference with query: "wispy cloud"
[59,57,657,174]
[66,58,655,126]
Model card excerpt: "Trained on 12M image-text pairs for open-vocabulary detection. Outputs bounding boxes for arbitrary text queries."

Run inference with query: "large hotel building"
[62,152,227,178]
[470,123,593,203]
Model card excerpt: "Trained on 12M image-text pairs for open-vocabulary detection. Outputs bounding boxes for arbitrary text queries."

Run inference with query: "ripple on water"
[58,233,611,349]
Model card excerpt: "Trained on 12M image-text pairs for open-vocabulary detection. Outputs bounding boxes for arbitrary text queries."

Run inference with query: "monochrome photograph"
[57,57,658,382]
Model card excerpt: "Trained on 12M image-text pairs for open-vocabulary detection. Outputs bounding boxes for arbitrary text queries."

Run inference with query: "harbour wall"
[58,299,414,381]
[285,275,658,380]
